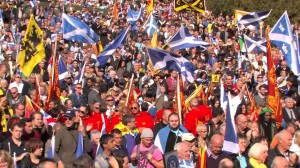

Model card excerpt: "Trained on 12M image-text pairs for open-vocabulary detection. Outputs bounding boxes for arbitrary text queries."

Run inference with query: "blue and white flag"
[244,34,266,53]
[97,28,129,67]
[75,132,84,158]
[0,11,3,29]
[270,11,300,75]
[47,135,55,158]
[146,47,195,83]
[58,56,68,84]
[62,13,98,45]
[144,13,158,36]
[223,93,240,154]
[220,78,227,107]
[51,34,58,42]
[166,26,209,50]
[74,61,86,86]
[294,32,300,75]
[127,7,142,25]
[239,10,272,26]
[30,0,36,7]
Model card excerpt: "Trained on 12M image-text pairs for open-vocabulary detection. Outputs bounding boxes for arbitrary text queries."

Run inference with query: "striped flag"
[146,0,154,14]
[58,55,68,84]
[239,10,272,26]
[24,96,35,118]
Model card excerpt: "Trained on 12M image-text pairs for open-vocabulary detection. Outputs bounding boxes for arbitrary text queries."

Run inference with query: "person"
[73,154,93,168]
[19,138,44,167]
[247,143,268,168]
[89,130,101,159]
[219,158,234,168]
[0,150,14,168]
[254,84,267,108]
[282,97,299,123]
[94,134,118,168]
[195,124,208,151]
[257,107,278,144]
[114,153,130,168]
[69,83,88,108]
[131,102,154,130]
[271,156,289,168]
[206,107,225,140]
[290,131,300,155]
[20,118,40,141]
[131,128,163,168]
[154,113,188,154]
[206,134,229,167]
[30,112,49,145]
[110,129,127,156]
[153,109,171,138]
[38,158,57,168]
[266,130,296,168]
[235,114,250,137]
[175,142,193,168]
[270,122,296,149]
[54,110,91,168]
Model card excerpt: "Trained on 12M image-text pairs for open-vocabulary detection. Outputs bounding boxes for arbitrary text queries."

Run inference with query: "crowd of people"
[0,0,299,168]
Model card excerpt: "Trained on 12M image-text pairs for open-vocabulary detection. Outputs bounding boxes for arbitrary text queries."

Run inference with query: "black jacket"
[266,147,298,168]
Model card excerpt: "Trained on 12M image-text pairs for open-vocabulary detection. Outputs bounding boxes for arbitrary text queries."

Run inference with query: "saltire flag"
[17,15,45,77]
[294,32,300,74]
[24,95,35,118]
[75,132,84,158]
[58,55,68,84]
[146,0,153,14]
[146,47,196,83]
[174,0,205,13]
[239,10,272,26]
[30,0,36,7]
[220,78,227,107]
[127,7,142,24]
[244,34,267,53]
[97,28,129,67]
[45,53,61,111]
[234,10,250,25]
[51,34,57,42]
[100,114,107,136]
[165,26,209,50]
[0,10,3,29]
[113,0,118,20]
[144,13,158,36]
[62,13,98,45]
[47,135,55,158]
[74,61,87,86]
[223,92,240,154]
[266,28,282,126]
[270,11,300,75]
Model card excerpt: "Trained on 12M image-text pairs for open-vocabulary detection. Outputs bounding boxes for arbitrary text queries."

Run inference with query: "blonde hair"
[196,124,207,133]
[0,150,14,168]
[248,143,268,160]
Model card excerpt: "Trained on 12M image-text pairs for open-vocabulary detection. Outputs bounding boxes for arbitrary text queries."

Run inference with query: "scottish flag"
[239,10,271,26]
[47,135,55,158]
[244,34,266,53]
[75,133,84,158]
[223,93,240,154]
[270,11,300,75]
[62,13,98,45]
[144,13,158,36]
[166,26,209,50]
[146,47,195,83]
[294,32,300,75]
[127,7,142,25]
[74,61,86,86]
[51,34,57,42]
[0,11,3,29]
[58,56,68,84]
[97,28,129,67]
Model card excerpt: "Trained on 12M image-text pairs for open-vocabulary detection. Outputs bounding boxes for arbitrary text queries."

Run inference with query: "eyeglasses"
[106,99,113,102]
[80,111,86,114]
[257,76,263,78]
[131,107,138,110]
[18,108,25,111]
[76,87,82,89]
[15,76,21,78]
[11,92,17,94]
[115,110,119,112]
[65,117,73,121]
[94,107,99,109]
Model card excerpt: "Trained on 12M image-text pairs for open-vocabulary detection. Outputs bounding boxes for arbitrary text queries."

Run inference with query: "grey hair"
[248,143,268,160]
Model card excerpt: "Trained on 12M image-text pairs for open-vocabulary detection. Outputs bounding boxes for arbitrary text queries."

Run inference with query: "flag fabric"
[270,11,300,75]
[74,61,86,85]
[294,32,300,74]
[17,15,45,77]
[62,13,98,45]
[14,152,18,168]
[47,135,55,158]
[144,13,158,36]
[234,10,250,25]
[24,96,35,119]
[97,28,129,67]
[124,75,135,107]
[220,79,227,107]
[223,93,240,154]
[30,0,36,7]
[244,34,267,53]
[58,55,68,84]
[92,42,103,56]
[0,11,3,29]
[198,147,207,168]
[146,47,196,83]
[51,34,57,42]
[146,0,153,14]
[165,26,209,50]
[151,31,158,47]
[75,132,84,158]
[174,0,205,13]
[127,7,142,24]
[184,84,203,110]
[174,75,184,123]
[266,29,282,126]
[113,1,118,20]
[239,10,272,26]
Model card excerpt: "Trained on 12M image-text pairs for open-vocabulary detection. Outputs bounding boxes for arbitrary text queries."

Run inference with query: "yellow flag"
[151,31,158,47]
[17,15,45,77]
[146,0,153,14]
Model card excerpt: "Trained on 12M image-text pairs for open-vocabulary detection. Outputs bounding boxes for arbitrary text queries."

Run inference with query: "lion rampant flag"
[266,27,282,125]
[146,0,154,14]
[17,15,45,77]
[113,0,118,20]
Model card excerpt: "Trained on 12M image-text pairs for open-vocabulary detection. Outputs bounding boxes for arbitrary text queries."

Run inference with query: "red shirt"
[81,116,98,131]
[91,112,111,133]
[111,113,122,129]
[135,112,154,130]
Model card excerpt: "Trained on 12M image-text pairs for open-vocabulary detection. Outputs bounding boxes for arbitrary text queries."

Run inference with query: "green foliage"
[206,0,300,25]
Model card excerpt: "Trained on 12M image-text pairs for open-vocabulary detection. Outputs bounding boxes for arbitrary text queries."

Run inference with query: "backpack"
[135,144,158,167]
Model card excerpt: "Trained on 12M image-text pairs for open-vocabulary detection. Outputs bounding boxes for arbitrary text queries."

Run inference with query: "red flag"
[124,75,135,107]
[266,29,282,125]
[25,96,35,118]
[198,147,207,168]
[113,1,118,20]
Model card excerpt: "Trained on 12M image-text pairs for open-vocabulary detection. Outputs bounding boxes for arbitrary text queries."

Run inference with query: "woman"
[247,143,268,168]
[290,131,300,155]
[234,103,247,118]
[114,153,130,168]
[0,150,14,168]
[195,124,208,163]
[257,107,278,144]
[59,88,69,104]
[19,138,44,168]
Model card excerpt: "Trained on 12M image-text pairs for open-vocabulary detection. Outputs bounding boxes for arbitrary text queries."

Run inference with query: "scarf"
[249,158,267,168]
[114,122,139,135]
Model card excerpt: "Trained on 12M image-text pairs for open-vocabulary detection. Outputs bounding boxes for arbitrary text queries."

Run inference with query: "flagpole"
[125,74,134,107]
[177,74,182,124]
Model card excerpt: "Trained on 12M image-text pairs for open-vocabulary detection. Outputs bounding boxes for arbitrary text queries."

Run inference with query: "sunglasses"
[15,76,21,78]
[131,107,138,110]
[11,92,17,94]
[257,76,263,78]
[94,107,99,109]
[80,111,86,114]
[65,117,73,121]
[106,99,113,102]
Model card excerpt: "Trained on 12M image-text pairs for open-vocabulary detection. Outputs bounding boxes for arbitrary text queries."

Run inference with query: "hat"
[141,128,153,138]
[259,107,272,115]
[181,133,195,141]
[64,110,76,118]
[107,66,114,72]
[64,73,72,79]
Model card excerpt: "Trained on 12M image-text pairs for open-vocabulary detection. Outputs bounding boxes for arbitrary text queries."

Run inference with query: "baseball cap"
[64,110,76,118]
[181,133,195,141]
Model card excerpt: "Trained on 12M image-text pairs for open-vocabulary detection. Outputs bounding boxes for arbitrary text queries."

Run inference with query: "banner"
[174,0,205,13]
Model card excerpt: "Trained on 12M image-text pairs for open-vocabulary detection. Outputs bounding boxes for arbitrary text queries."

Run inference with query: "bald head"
[162,109,172,123]
[211,134,224,145]
[271,156,289,168]
[190,98,199,107]
[219,158,234,168]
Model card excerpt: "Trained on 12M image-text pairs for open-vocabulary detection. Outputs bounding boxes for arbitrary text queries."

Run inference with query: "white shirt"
[9,82,24,93]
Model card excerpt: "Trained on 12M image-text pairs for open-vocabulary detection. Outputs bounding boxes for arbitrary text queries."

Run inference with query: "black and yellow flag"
[174,0,205,13]
[17,15,45,77]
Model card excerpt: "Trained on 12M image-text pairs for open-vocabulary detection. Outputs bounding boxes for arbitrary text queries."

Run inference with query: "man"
[270,122,296,149]
[206,107,225,140]
[154,113,188,154]
[254,84,267,108]
[94,134,118,168]
[185,98,212,136]
[230,134,249,168]
[275,60,292,77]
[69,83,88,108]
[282,97,299,123]
[38,158,57,168]
[54,110,91,168]
[131,128,163,168]
[110,129,127,155]
[89,130,101,159]
[235,114,249,137]
[266,130,296,168]
[206,134,229,167]
[60,73,73,94]
[8,87,25,107]
[20,118,39,141]
[132,102,154,130]
[219,158,234,168]
[165,69,177,97]
[30,112,49,144]
[175,142,193,168]
[88,85,102,105]
[1,123,27,166]
[271,156,289,168]
[153,109,172,138]
[105,95,115,118]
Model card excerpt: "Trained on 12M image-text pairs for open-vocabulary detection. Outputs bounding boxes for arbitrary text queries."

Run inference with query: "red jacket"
[90,112,111,133]
[135,111,154,130]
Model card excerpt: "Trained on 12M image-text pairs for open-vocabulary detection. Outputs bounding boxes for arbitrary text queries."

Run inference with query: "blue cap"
[64,110,76,118]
